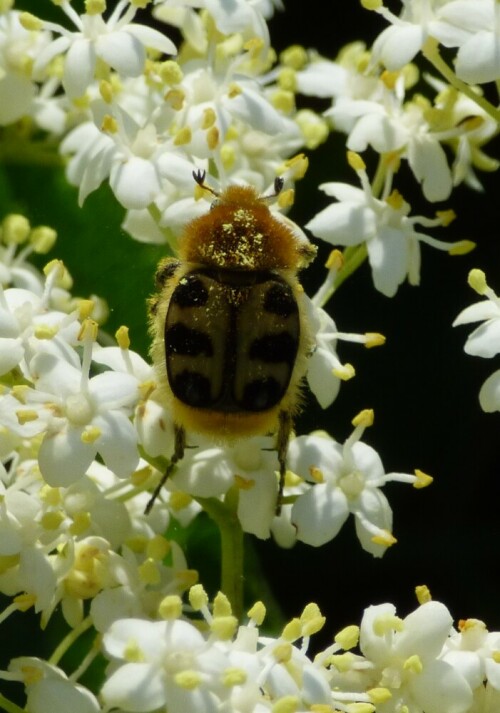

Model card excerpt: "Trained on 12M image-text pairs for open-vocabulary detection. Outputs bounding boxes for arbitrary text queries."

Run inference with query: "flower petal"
[292,483,349,547]
[38,426,95,486]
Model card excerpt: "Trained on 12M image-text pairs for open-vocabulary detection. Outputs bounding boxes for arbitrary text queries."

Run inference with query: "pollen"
[368,688,393,704]
[352,408,374,428]
[364,332,386,348]
[347,150,366,172]
[333,363,355,380]
[281,152,308,179]
[147,535,170,560]
[227,82,242,98]
[206,126,219,150]
[139,558,161,585]
[99,80,114,103]
[16,409,38,425]
[116,325,130,349]
[14,593,37,612]
[413,469,433,488]
[165,89,185,110]
[169,491,193,510]
[41,511,65,530]
[124,640,145,663]
[468,268,487,294]
[235,474,255,490]
[273,696,300,713]
[174,127,192,145]
[159,594,183,620]
[373,613,404,636]
[415,585,432,604]
[159,60,183,85]
[2,214,30,244]
[381,70,399,89]
[335,624,360,650]
[19,11,42,31]
[280,44,308,70]
[85,0,105,13]
[282,618,301,642]
[449,240,475,255]
[213,591,232,617]
[174,670,202,690]
[222,667,247,687]
[81,426,101,444]
[102,114,118,134]
[69,512,91,536]
[30,226,57,253]
[211,616,239,640]
[372,530,397,547]
[189,584,209,611]
[403,654,423,673]
[278,67,297,92]
[247,600,266,625]
[34,324,58,339]
[273,642,293,663]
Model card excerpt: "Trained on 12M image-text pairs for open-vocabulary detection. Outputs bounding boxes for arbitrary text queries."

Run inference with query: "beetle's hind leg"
[276,410,293,515]
[145,424,186,514]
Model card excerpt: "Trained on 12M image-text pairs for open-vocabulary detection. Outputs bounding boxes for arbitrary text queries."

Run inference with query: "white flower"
[453,269,500,412]
[288,431,393,555]
[60,110,195,209]
[173,435,278,539]
[306,157,471,297]
[154,0,279,52]
[288,411,429,554]
[34,0,176,98]
[441,0,500,84]
[30,351,139,486]
[370,0,483,71]
[8,658,100,713]
[0,284,81,377]
[442,618,500,692]
[0,11,52,125]
[304,299,350,409]
[358,601,473,713]
[101,616,230,712]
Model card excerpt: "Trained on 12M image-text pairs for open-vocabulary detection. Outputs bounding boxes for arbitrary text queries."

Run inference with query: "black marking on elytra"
[171,275,209,308]
[249,332,297,363]
[263,283,298,318]
[241,377,283,411]
[166,323,213,357]
[172,371,212,407]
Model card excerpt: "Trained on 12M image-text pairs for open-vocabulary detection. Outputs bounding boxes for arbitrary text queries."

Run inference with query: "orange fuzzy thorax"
[179,185,301,270]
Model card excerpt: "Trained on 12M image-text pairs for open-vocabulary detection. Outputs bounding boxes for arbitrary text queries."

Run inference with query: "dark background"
[1,0,499,687]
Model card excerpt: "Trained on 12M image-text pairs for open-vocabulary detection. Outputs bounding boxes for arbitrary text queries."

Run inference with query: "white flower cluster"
[4,589,500,713]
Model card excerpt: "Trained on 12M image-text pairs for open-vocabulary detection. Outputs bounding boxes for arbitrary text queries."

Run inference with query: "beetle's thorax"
[180,185,301,271]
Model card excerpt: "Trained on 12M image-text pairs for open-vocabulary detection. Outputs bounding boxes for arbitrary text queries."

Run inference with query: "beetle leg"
[145,424,186,514]
[276,410,293,515]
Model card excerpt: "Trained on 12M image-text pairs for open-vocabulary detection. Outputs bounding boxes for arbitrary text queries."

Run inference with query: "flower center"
[65,392,94,425]
[339,470,365,498]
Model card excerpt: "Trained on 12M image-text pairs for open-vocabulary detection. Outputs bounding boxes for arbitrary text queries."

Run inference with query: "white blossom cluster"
[4,588,500,713]
[0,0,499,711]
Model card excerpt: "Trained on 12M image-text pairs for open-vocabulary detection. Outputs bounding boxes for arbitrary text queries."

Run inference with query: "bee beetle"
[145,170,316,514]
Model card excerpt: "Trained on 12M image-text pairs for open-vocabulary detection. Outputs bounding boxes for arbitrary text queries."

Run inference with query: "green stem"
[0,693,25,713]
[422,38,500,124]
[48,615,93,667]
[196,492,245,620]
[335,244,368,291]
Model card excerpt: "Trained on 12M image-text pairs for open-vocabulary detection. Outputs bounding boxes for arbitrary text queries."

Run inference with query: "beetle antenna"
[260,176,285,203]
[192,169,219,198]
